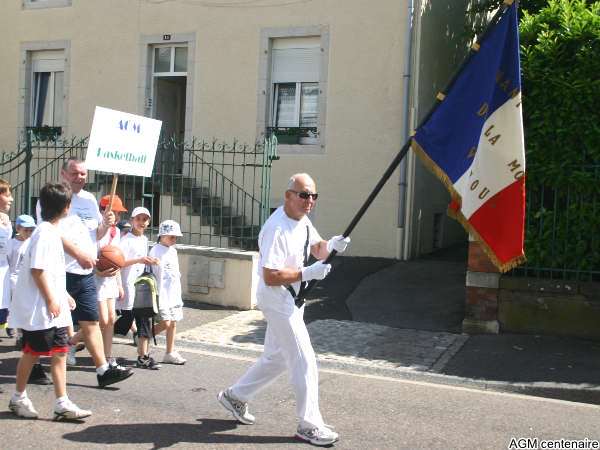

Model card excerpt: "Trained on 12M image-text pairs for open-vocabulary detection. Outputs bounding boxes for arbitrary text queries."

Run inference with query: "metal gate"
[1,130,278,251]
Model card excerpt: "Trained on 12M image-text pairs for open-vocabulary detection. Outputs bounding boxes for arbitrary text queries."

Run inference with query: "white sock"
[12,390,26,402]
[56,395,69,406]
[96,363,110,375]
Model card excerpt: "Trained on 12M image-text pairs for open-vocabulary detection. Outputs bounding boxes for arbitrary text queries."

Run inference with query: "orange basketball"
[97,245,125,271]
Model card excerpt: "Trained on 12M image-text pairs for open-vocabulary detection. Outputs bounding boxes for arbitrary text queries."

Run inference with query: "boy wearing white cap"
[115,207,159,369]
[150,220,185,365]
[6,215,37,339]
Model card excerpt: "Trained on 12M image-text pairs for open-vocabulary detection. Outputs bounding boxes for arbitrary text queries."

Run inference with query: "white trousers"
[230,301,325,429]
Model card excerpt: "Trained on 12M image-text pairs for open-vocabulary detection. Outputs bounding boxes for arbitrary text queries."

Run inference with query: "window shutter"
[271,47,320,83]
[32,50,64,72]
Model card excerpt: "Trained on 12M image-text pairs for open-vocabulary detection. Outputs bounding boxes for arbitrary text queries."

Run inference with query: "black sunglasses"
[289,190,319,200]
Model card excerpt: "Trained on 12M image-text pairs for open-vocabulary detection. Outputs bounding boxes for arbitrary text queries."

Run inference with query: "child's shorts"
[22,327,69,356]
[133,314,153,338]
[157,305,183,322]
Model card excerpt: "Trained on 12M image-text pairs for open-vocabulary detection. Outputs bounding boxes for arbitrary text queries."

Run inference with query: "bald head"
[283,173,317,220]
[286,173,316,192]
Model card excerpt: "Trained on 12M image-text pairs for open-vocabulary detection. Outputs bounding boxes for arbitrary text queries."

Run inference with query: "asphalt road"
[1,339,599,450]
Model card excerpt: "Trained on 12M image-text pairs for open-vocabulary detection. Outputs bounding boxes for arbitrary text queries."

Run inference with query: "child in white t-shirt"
[0,178,14,336]
[115,207,159,370]
[7,214,51,385]
[94,195,127,366]
[8,182,92,420]
[6,215,36,341]
[151,220,186,365]
[7,215,36,296]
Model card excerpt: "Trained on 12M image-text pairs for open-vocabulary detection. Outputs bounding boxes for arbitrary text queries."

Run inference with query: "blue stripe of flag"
[414,3,521,184]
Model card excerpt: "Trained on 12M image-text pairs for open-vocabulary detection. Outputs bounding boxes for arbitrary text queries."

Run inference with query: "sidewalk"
[165,249,600,406]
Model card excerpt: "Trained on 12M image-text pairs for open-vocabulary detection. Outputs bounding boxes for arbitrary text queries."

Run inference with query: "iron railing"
[1,132,278,251]
[510,165,600,282]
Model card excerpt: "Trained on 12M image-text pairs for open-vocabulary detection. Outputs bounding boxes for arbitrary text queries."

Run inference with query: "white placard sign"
[85,106,162,177]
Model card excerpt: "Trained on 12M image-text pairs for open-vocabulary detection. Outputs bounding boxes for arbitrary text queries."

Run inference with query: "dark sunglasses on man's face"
[289,190,319,201]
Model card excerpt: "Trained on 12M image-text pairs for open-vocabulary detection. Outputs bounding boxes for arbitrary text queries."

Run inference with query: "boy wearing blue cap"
[7,215,37,332]
[8,216,37,298]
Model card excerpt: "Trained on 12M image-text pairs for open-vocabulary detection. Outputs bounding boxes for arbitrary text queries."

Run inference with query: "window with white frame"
[152,44,188,75]
[270,37,320,145]
[30,50,64,128]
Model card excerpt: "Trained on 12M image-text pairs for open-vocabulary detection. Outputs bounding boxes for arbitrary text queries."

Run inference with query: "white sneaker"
[53,400,92,421]
[217,389,255,425]
[295,426,339,446]
[163,351,186,365]
[9,397,39,419]
[66,345,77,366]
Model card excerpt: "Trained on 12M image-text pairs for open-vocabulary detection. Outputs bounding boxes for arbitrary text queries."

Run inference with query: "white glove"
[301,261,332,281]
[326,235,351,253]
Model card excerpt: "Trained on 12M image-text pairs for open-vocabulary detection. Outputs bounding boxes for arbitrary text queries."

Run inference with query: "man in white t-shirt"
[218,173,350,447]
[37,158,133,388]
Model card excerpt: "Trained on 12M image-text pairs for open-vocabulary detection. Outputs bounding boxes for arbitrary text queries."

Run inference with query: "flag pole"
[300,0,516,300]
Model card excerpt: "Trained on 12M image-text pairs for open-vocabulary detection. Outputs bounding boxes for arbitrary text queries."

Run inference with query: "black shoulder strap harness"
[286,225,310,308]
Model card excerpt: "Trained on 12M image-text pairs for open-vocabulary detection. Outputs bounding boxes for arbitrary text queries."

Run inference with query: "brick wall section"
[463,241,500,333]
[468,241,498,273]
[466,287,498,321]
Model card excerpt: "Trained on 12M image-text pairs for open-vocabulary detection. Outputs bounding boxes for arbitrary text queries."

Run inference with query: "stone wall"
[462,239,600,340]
[498,277,600,340]
[175,245,258,310]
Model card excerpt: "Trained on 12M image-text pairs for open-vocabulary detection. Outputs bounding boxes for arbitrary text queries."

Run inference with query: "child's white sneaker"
[53,400,92,421]
[163,351,186,365]
[9,397,39,419]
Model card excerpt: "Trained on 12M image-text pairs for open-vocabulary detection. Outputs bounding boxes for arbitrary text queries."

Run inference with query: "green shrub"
[518,0,600,279]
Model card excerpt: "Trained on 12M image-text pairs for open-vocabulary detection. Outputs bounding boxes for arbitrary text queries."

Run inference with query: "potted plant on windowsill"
[298,127,318,145]
[272,127,300,145]
[27,126,62,142]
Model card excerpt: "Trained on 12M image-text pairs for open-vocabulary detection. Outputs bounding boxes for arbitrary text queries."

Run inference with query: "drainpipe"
[396,0,417,260]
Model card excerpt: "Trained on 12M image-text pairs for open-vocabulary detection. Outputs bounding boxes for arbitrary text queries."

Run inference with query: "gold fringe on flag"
[411,138,525,273]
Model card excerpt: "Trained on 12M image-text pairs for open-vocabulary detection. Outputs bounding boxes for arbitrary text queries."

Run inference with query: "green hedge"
[518,0,600,279]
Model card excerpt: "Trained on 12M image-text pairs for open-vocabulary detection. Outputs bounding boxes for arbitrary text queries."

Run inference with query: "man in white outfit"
[218,173,350,447]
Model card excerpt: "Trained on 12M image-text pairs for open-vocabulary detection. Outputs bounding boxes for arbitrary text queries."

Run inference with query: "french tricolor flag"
[412,1,525,272]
